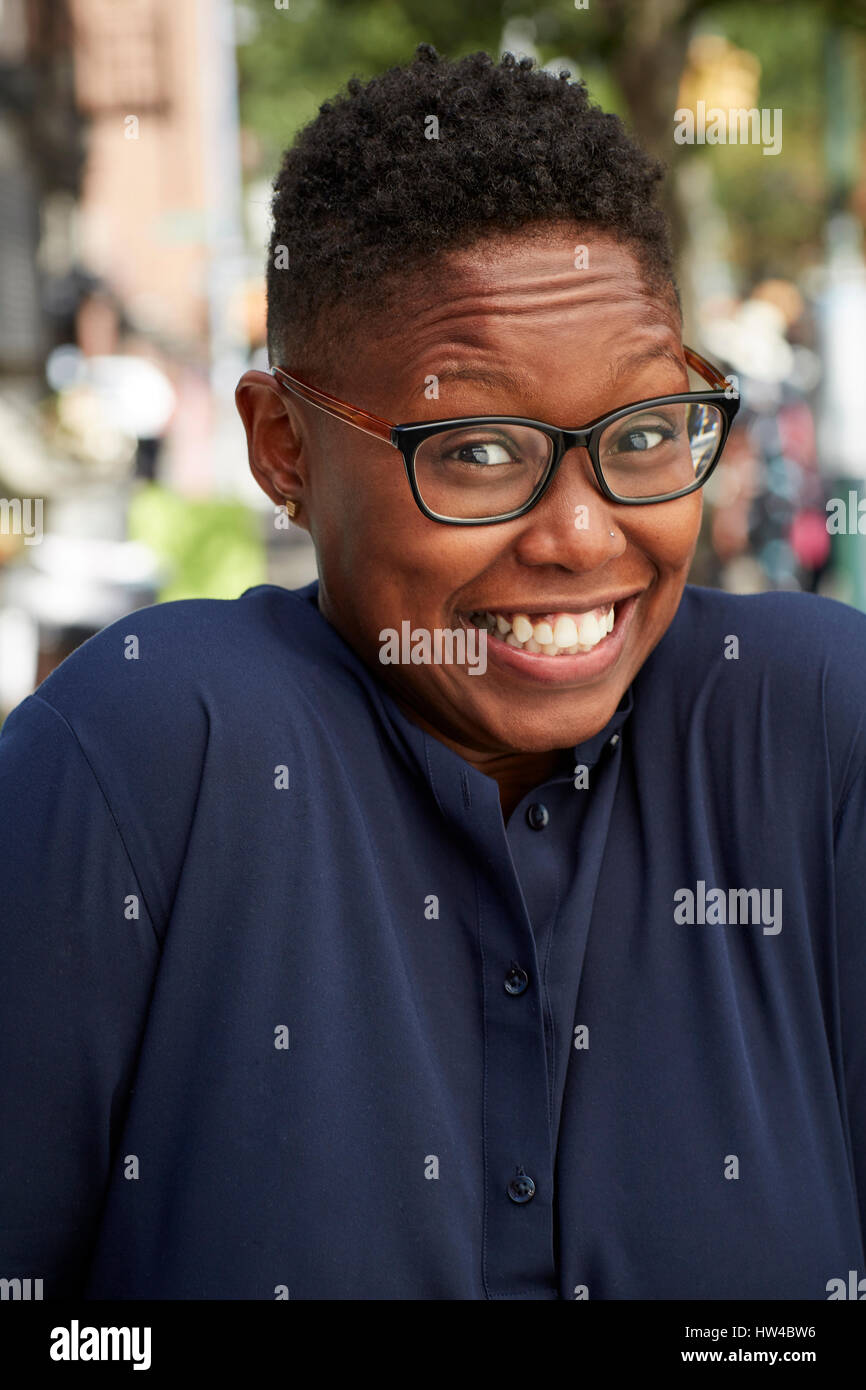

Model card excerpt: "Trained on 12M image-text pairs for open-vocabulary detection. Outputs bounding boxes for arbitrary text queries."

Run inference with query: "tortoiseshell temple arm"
[270,365,395,442]
[270,344,732,441]
[683,346,730,391]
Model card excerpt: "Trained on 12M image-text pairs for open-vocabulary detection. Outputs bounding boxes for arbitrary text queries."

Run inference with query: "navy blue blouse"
[0,579,864,1300]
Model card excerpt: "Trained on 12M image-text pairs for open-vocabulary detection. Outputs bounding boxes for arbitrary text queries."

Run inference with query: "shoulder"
[676,582,866,651]
[37,582,324,693]
[32,581,346,724]
[7,580,366,803]
[0,582,374,925]
[650,584,866,804]
[674,584,866,701]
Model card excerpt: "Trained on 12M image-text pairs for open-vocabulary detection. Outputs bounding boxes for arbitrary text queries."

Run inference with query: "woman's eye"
[450,441,516,466]
[622,429,663,451]
[609,420,676,454]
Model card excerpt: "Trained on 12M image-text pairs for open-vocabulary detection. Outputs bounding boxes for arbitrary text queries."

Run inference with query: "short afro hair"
[266,43,678,384]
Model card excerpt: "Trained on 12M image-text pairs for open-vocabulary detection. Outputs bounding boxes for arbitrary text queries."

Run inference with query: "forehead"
[405,229,674,335]
[343,228,683,416]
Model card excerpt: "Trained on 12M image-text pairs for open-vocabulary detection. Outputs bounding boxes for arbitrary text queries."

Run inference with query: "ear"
[234,370,310,526]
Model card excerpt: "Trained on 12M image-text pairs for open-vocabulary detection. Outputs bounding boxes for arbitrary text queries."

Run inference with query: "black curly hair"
[266,43,678,384]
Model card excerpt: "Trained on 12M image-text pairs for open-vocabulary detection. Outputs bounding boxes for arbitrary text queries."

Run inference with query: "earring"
[283,498,298,519]
[609,529,615,537]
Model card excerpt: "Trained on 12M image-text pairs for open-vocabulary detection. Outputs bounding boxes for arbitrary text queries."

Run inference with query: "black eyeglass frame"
[270,346,740,526]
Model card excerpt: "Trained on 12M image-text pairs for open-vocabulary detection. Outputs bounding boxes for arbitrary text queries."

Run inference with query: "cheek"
[318,456,502,602]
[630,494,702,574]
[306,452,481,626]
[310,446,405,575]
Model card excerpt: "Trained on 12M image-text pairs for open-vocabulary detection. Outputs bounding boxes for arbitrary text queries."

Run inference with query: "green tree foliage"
[127,485,266,602]
[235,0,865,286]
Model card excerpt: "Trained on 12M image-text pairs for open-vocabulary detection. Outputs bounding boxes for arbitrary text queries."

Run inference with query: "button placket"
[474,846,555,1296]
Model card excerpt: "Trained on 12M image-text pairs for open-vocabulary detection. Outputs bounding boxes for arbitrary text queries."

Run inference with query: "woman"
[1,45,863,1301]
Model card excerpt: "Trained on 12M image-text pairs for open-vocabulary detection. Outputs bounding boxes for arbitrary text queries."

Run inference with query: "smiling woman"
[1,43,865,1306]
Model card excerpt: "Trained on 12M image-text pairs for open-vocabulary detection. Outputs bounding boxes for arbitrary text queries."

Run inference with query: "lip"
[471,591,642,619]
[457,591,643,685]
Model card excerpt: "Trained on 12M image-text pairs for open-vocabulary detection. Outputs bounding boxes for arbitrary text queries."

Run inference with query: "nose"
[513,443,623,562]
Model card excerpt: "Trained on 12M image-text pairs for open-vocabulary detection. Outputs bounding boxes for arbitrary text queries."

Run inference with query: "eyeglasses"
[269,345,739,525]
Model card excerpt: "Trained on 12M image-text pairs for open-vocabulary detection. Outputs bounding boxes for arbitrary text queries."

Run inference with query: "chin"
[472,704,616,754]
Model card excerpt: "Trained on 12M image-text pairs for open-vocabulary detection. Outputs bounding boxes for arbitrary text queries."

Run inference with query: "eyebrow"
[605,345,688,388]
[433,363,532,392]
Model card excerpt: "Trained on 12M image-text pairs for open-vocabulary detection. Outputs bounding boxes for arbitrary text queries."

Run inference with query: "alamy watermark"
[827,1270,866,1299]
[674,880,782,935]
[49,1320,151,1370]
[379,622,487,675]
[674,101,782,157]
[0,497,43,545]
[0,1276,42,1299]
[826,490,866,535]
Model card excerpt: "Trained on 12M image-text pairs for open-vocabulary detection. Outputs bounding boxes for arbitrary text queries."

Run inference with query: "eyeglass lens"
[412,401,726,518]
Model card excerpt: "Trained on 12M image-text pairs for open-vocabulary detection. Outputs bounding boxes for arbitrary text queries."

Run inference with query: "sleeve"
[0,694,160,1296]
[834,750,866,1254]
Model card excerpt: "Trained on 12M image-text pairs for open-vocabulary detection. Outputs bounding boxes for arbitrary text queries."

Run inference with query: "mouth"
[458,592,644,682]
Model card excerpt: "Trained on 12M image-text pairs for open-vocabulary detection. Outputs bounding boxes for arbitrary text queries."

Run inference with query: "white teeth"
[552,615,579,648]
[468,602,617,655]
[576,612,602,646]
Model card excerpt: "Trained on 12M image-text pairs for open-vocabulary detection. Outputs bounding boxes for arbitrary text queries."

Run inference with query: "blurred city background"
[1,0,864,718]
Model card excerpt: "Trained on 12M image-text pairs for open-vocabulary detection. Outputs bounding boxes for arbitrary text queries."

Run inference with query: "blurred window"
[71,0,168,114]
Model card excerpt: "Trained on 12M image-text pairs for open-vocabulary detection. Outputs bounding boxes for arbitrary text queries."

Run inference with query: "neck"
[389,694,567,821]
